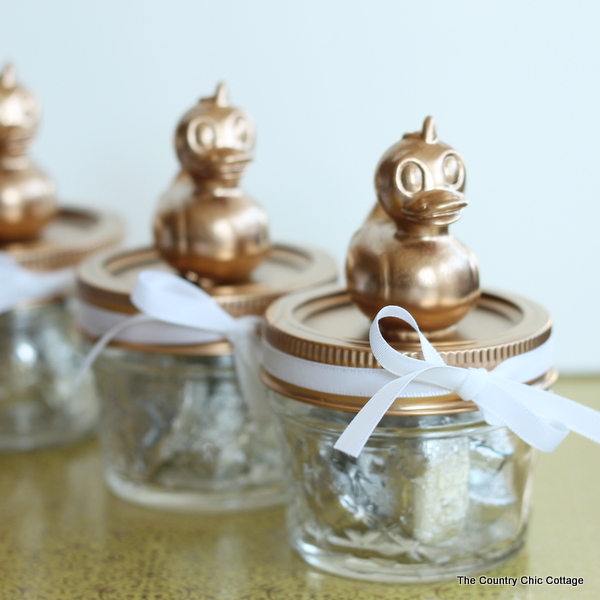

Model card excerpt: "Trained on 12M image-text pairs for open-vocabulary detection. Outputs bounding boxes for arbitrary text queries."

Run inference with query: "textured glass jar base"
[270,392,535,583]
[294,531,525,584]
[94,348,284,513]
[0,301,98,452]
[106,467,287,513]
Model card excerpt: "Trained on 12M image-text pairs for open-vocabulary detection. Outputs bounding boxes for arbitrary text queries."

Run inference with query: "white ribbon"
[263,336,554,400]
[76,298,225,346]
[75,270,268,419]
[0,251,74,314]
[332,305,600,457]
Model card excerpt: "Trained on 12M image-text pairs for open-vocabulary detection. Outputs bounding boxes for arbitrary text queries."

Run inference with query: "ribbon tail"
[233,348,270,421]
[72,313,155,395]
[229,318,271,421]
[492,378,600,448]
[334,371,423,458]
[545,394,600,446]
[474,378,569,452]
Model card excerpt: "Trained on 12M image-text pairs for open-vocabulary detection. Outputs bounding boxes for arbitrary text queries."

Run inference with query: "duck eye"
[196,122,215,148]
[443,154,462,185]
[233,116,250,146]
[187,118,216,153]
[398,162,424,194]
[20,95,36,121]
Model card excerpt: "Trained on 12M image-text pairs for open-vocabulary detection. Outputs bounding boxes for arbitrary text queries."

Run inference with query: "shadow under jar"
[76,244,337,512]
[262,286,555,583]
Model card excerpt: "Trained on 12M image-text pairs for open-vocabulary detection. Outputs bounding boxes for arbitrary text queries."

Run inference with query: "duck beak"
[403,189,467,222]
[200,148,252,180]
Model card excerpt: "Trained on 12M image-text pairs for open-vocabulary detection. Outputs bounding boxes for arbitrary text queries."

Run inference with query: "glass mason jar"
[0,208,124,452]
[77,244,337,512]
[262,286,554,583]
[0,299,97,451]
[270,394,535,583]
[93,346,284,512]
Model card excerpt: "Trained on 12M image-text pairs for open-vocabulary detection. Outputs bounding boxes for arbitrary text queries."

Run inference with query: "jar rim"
[263,368,556,416]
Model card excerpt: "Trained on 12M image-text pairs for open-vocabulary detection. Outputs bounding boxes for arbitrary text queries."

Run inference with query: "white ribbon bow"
[334,305,600,458]
[0,251,74,314]
[76,270,268,418]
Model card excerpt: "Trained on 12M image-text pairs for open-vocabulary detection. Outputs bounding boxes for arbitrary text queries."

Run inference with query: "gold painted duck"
[0,63,57,242]
[154,83,270,283]
[347,116,480,333]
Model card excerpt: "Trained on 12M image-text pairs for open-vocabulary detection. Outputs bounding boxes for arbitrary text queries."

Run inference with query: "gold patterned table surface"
[0,377,598,600]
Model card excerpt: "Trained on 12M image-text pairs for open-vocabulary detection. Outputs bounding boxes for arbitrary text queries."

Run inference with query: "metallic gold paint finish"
[347,116,480,332]
[0,65,123,264]
[77,243,337,315]
[262,284,552,414]
[0,376,596,599]
[1,207,124,271]
[261,368,557,416]
[0,63,57,242]
[154,83,270,282]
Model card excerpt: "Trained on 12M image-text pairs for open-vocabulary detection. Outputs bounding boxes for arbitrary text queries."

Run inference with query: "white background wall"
[3,1,599,372]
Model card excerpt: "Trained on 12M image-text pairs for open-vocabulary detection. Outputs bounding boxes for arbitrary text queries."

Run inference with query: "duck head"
[174,82,254,185]
[375,116,466,231]
[0,63,41,159]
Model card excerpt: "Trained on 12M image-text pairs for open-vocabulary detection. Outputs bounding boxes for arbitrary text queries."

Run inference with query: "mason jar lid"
[1,206,124,271]
[79,243,336,317]
[260,117,555,416]
[262,284,554,415]
[77,243,338,354]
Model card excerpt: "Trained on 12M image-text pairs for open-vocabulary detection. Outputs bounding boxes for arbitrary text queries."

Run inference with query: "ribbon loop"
[334,304,600,458]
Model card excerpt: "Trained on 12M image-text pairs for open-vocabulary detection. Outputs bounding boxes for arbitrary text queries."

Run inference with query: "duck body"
[0,159,56,241]
[154,172,269,282]
[154,83,271,283]
[347,117,480,333]
[0,64,57,242]
[347,217,479,332]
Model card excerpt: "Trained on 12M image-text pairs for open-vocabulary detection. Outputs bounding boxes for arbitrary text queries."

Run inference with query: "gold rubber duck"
[347,117,480,333]
[154,83,270,283]
[0,63,57,242]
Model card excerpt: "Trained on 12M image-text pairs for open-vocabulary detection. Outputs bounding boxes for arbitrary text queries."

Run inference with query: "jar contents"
[94,348,284,511]
[272,393,533,583]
[0,301,97,451]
